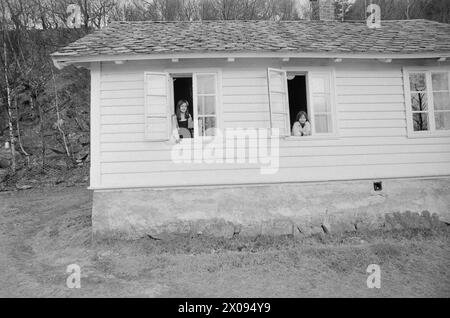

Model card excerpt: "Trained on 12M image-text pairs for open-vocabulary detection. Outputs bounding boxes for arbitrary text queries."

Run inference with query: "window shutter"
[267,68,290,136]
[144,72,170,141]
[309,72,334,134]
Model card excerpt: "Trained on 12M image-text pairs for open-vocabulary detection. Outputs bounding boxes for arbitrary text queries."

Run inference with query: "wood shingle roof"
[52,20,450,59]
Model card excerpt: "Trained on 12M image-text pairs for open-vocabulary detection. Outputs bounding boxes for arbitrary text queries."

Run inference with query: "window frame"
[281,67,339,140]
[403,66,450,138]
[193,72,220,139]
[165,68,223,141]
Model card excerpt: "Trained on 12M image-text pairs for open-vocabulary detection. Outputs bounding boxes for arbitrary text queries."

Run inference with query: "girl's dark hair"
[296,111,309,122]
[176,99,190,120]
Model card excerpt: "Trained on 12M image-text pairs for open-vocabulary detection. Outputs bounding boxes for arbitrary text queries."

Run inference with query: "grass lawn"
[0,186,449,297]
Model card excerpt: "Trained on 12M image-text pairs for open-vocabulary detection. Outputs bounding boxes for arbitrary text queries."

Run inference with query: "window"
[144,71,220,141]
[194,73,218,137]
[405,69,450,135]
[269,68,336,137]
[172,75,193,139]
[309,73,334,134]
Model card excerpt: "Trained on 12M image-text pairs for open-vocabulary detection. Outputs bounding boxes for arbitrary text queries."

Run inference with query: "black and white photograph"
[0,0,449,301]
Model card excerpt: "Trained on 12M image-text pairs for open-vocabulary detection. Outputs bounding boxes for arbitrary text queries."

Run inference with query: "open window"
[277,70,336,137]
[172,75,193,139]
[145,71,220,141]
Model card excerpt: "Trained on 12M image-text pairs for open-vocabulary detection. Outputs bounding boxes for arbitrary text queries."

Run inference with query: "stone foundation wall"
[92,177,450,239]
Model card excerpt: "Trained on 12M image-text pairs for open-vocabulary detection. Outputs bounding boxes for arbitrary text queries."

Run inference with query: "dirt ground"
[0,186,449,298]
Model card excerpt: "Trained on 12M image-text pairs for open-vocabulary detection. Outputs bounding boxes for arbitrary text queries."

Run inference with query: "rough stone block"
[431,213,445,230]
[295,224,313,237]
[420,210,433,228]
[238,223,262,237]
[201,220,235,238]
[262,220,294,236]
[384,213,403,230]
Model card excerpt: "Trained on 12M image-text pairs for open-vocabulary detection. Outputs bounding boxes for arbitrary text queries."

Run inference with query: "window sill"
[407,131,450,138]
[177,136,216,143]
[283,134,340,141]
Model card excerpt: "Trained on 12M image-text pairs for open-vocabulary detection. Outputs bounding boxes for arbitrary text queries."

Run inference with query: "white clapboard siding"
[93,62,450,189]
[225,103,269,113]
[101,106,144,115]
[222,77,267,87]
[100,89,143,99]
[101,81,144,91]
[222,70,267,79]
[339,112,406,120]
[100,143,450,163]
[337,94,405,104]
[101,114,145,124]
[101,132,144,143]
[102,124,144,134]
[224,121,270,129]
[336,77,403,86]
[335,70,402,78]
[337,85,403,95]
[222,86,267,95]
[101,163,450,188]
[223,112,271,122]
[340,127,407,137]
[101,152,450,174]
[340,119,407,129]
[101,98,144,107]
[101,73,144,82]
[339,103,406,112]
[100,136,450,152]
[223,95,269,104]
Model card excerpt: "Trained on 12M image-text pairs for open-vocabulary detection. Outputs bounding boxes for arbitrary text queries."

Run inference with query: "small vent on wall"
[373,181,383,192]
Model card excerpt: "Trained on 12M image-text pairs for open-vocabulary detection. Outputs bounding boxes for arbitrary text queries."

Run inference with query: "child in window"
[176,99,193,138]
[292,111,311,136]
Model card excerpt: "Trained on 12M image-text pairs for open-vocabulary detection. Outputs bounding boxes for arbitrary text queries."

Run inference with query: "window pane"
[433,92,450,111]
[269,71,284,92]
[412,113,429,131]
[314,114,332,133]
[313,95,330,113]
[411,93,428,111]
[310,77,329,94]
[198,117,216,136]
[196,75,216,94]
[432,73,449,91]
[409,73,426,91]
[435,112,450,130]
[197,96,216,115]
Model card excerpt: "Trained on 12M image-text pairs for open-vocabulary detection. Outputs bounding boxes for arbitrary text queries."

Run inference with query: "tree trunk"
[33,96,46,171]
[50,65,72,161]
[14,97,30,165]
[3,39,16,172]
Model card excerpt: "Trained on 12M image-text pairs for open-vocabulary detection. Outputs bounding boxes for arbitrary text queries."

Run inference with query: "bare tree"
[1,28,16,172]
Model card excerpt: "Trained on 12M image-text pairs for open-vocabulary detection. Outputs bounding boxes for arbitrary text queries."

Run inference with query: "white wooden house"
[52,12,450,238]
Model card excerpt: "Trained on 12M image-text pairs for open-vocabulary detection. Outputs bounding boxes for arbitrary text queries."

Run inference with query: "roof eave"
[51,51,450,69]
